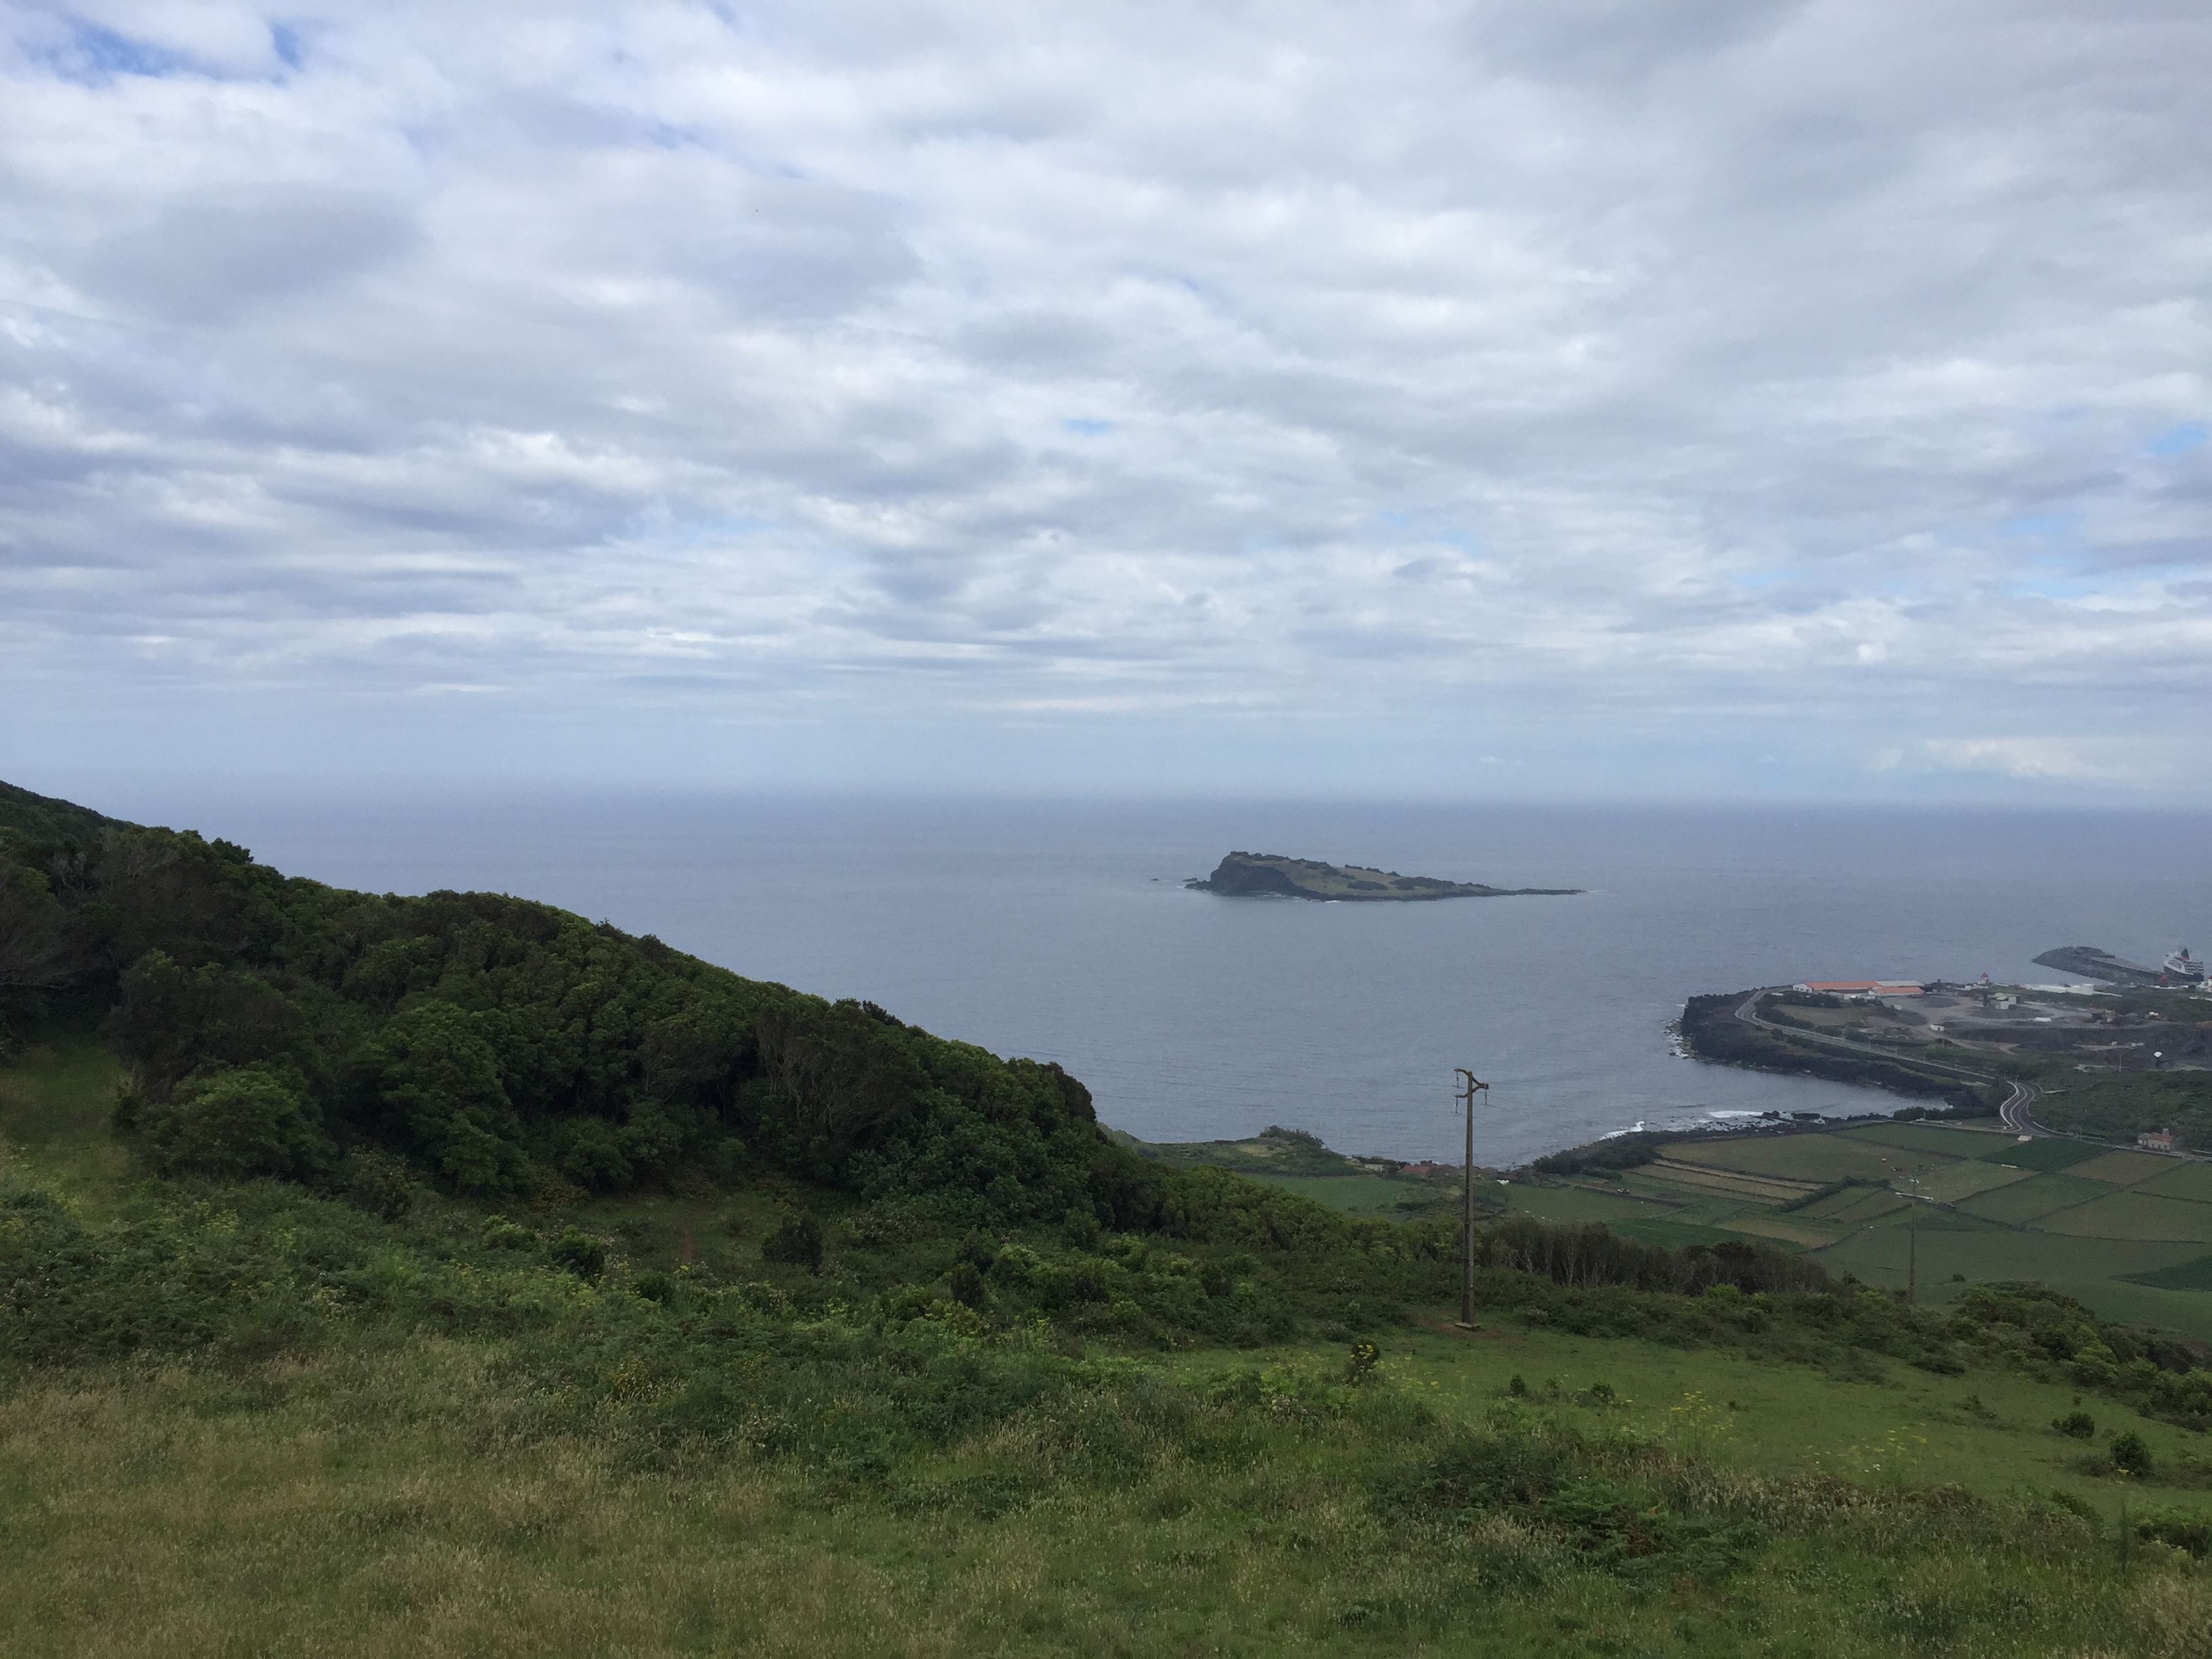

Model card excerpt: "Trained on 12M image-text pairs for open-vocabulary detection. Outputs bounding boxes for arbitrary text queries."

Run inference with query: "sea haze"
[117,790,2212,1168]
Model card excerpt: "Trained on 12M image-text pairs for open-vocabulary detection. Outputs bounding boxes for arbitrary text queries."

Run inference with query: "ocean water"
[119,790,2211,1168]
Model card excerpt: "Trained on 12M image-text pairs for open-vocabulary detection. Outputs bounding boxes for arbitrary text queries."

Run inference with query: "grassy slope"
[9,1045,2212,1656]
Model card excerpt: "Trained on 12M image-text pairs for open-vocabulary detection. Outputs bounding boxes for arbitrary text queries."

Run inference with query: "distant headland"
[1185,851,1580,901]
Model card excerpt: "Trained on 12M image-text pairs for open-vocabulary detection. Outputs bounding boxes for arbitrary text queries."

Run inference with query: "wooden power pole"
[1454,1069,1488,1327]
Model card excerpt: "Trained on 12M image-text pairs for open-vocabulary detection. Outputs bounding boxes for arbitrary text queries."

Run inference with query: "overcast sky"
[3,0,2207,802]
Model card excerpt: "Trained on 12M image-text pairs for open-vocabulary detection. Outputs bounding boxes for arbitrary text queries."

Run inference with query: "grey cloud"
[1469,0,1802,85]
[0,0,2207,796]
[68,184,420,325]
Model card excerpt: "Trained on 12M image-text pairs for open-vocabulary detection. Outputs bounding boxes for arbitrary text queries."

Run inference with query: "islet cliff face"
[1185,851,1578,901]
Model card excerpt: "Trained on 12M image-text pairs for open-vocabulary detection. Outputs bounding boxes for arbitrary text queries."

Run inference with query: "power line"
[1454,1069,1489,1328]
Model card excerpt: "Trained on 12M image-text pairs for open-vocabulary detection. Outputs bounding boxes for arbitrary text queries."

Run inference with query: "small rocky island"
[1186,851,1580,901]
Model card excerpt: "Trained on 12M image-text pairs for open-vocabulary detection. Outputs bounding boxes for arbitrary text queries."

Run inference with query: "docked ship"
[2034,943,2209,987]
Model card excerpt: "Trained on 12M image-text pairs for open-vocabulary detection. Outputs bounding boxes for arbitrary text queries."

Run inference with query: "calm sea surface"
[119,791,2211,1167]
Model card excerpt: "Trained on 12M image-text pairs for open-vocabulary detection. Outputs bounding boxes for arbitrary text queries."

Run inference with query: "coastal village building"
[2138,1128,2178,1153]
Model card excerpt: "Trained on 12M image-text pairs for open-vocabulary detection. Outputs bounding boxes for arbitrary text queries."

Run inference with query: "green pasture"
[2039,1192,2212,1244]
[1643,1162,1808,1201]
[2069,1277,2212,1343]
[1500,1183,1667,1225]
[1915,1159,2033,1204]
[1717,1212,1839,1249]
[1977,1136,2108,1171]
[2072,1149,2178,1187]
[1818,1227,2212,1330]
[1802,1185,1912,1226]
[1958,1172,2116,1225]
[1866,1205,2003,1232]
[2131,1255,2212,1292]
[1839,1120,2013,1157]
[1666,1133,1950,1185]
[2144,1162,2212,1204]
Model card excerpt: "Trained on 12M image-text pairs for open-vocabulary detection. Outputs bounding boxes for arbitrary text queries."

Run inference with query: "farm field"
[2144,1162,2212,1204]
[2040,1192,2212,1244]
[1959,1173,2120,1226]
[1915,1160,2034,1204]
[1671,1133,1952,1185]
[2072,1150,2184,1187]
[1497,1183,1667,1225]
[1846,1121,2021,1158]
[1534,1118,2212,1343]
[1977,1136,2111,1172]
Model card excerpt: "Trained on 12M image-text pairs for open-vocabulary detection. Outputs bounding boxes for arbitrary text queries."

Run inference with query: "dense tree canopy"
[0,792,1119,1223]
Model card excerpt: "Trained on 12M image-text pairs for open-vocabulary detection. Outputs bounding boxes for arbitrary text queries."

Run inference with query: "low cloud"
[1921,737,2142,784]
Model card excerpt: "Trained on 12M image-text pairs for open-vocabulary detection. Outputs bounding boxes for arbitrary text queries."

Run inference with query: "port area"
[1682,980,2212,1138]
[1767,983,2206,1069]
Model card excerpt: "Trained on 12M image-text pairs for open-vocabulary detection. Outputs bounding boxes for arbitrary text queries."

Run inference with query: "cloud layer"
[3,0,2208,795]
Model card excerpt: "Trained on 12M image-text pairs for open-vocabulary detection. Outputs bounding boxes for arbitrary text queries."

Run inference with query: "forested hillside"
[0,787,1132,1225]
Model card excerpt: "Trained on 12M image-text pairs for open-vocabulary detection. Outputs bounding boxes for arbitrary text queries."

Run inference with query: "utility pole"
[1908,1221,1918,1307]
[1454,1069,1489,1328]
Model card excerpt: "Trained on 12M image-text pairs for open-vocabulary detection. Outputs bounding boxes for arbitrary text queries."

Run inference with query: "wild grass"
[7,1336,2212,1659]
[9,1042,2212,1654]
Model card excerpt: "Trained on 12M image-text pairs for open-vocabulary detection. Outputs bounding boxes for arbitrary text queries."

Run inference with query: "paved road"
[1729,987,2047,1132]
[1996,1077,2044,1135]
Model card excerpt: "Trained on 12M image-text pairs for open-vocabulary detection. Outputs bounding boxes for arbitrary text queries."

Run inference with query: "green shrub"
[550,1227,607,1279]
[480,1214,537,1250]
[2110,1430,2153,1475]
[761,1205,824,1272]
[2053,1410,2095,1439]
[2135,1505,2211,1557]
[1344,1341,1381,1386]
[141,1063,325,1181]
[342,1149,414,1221]
[948,1261,986,1310]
